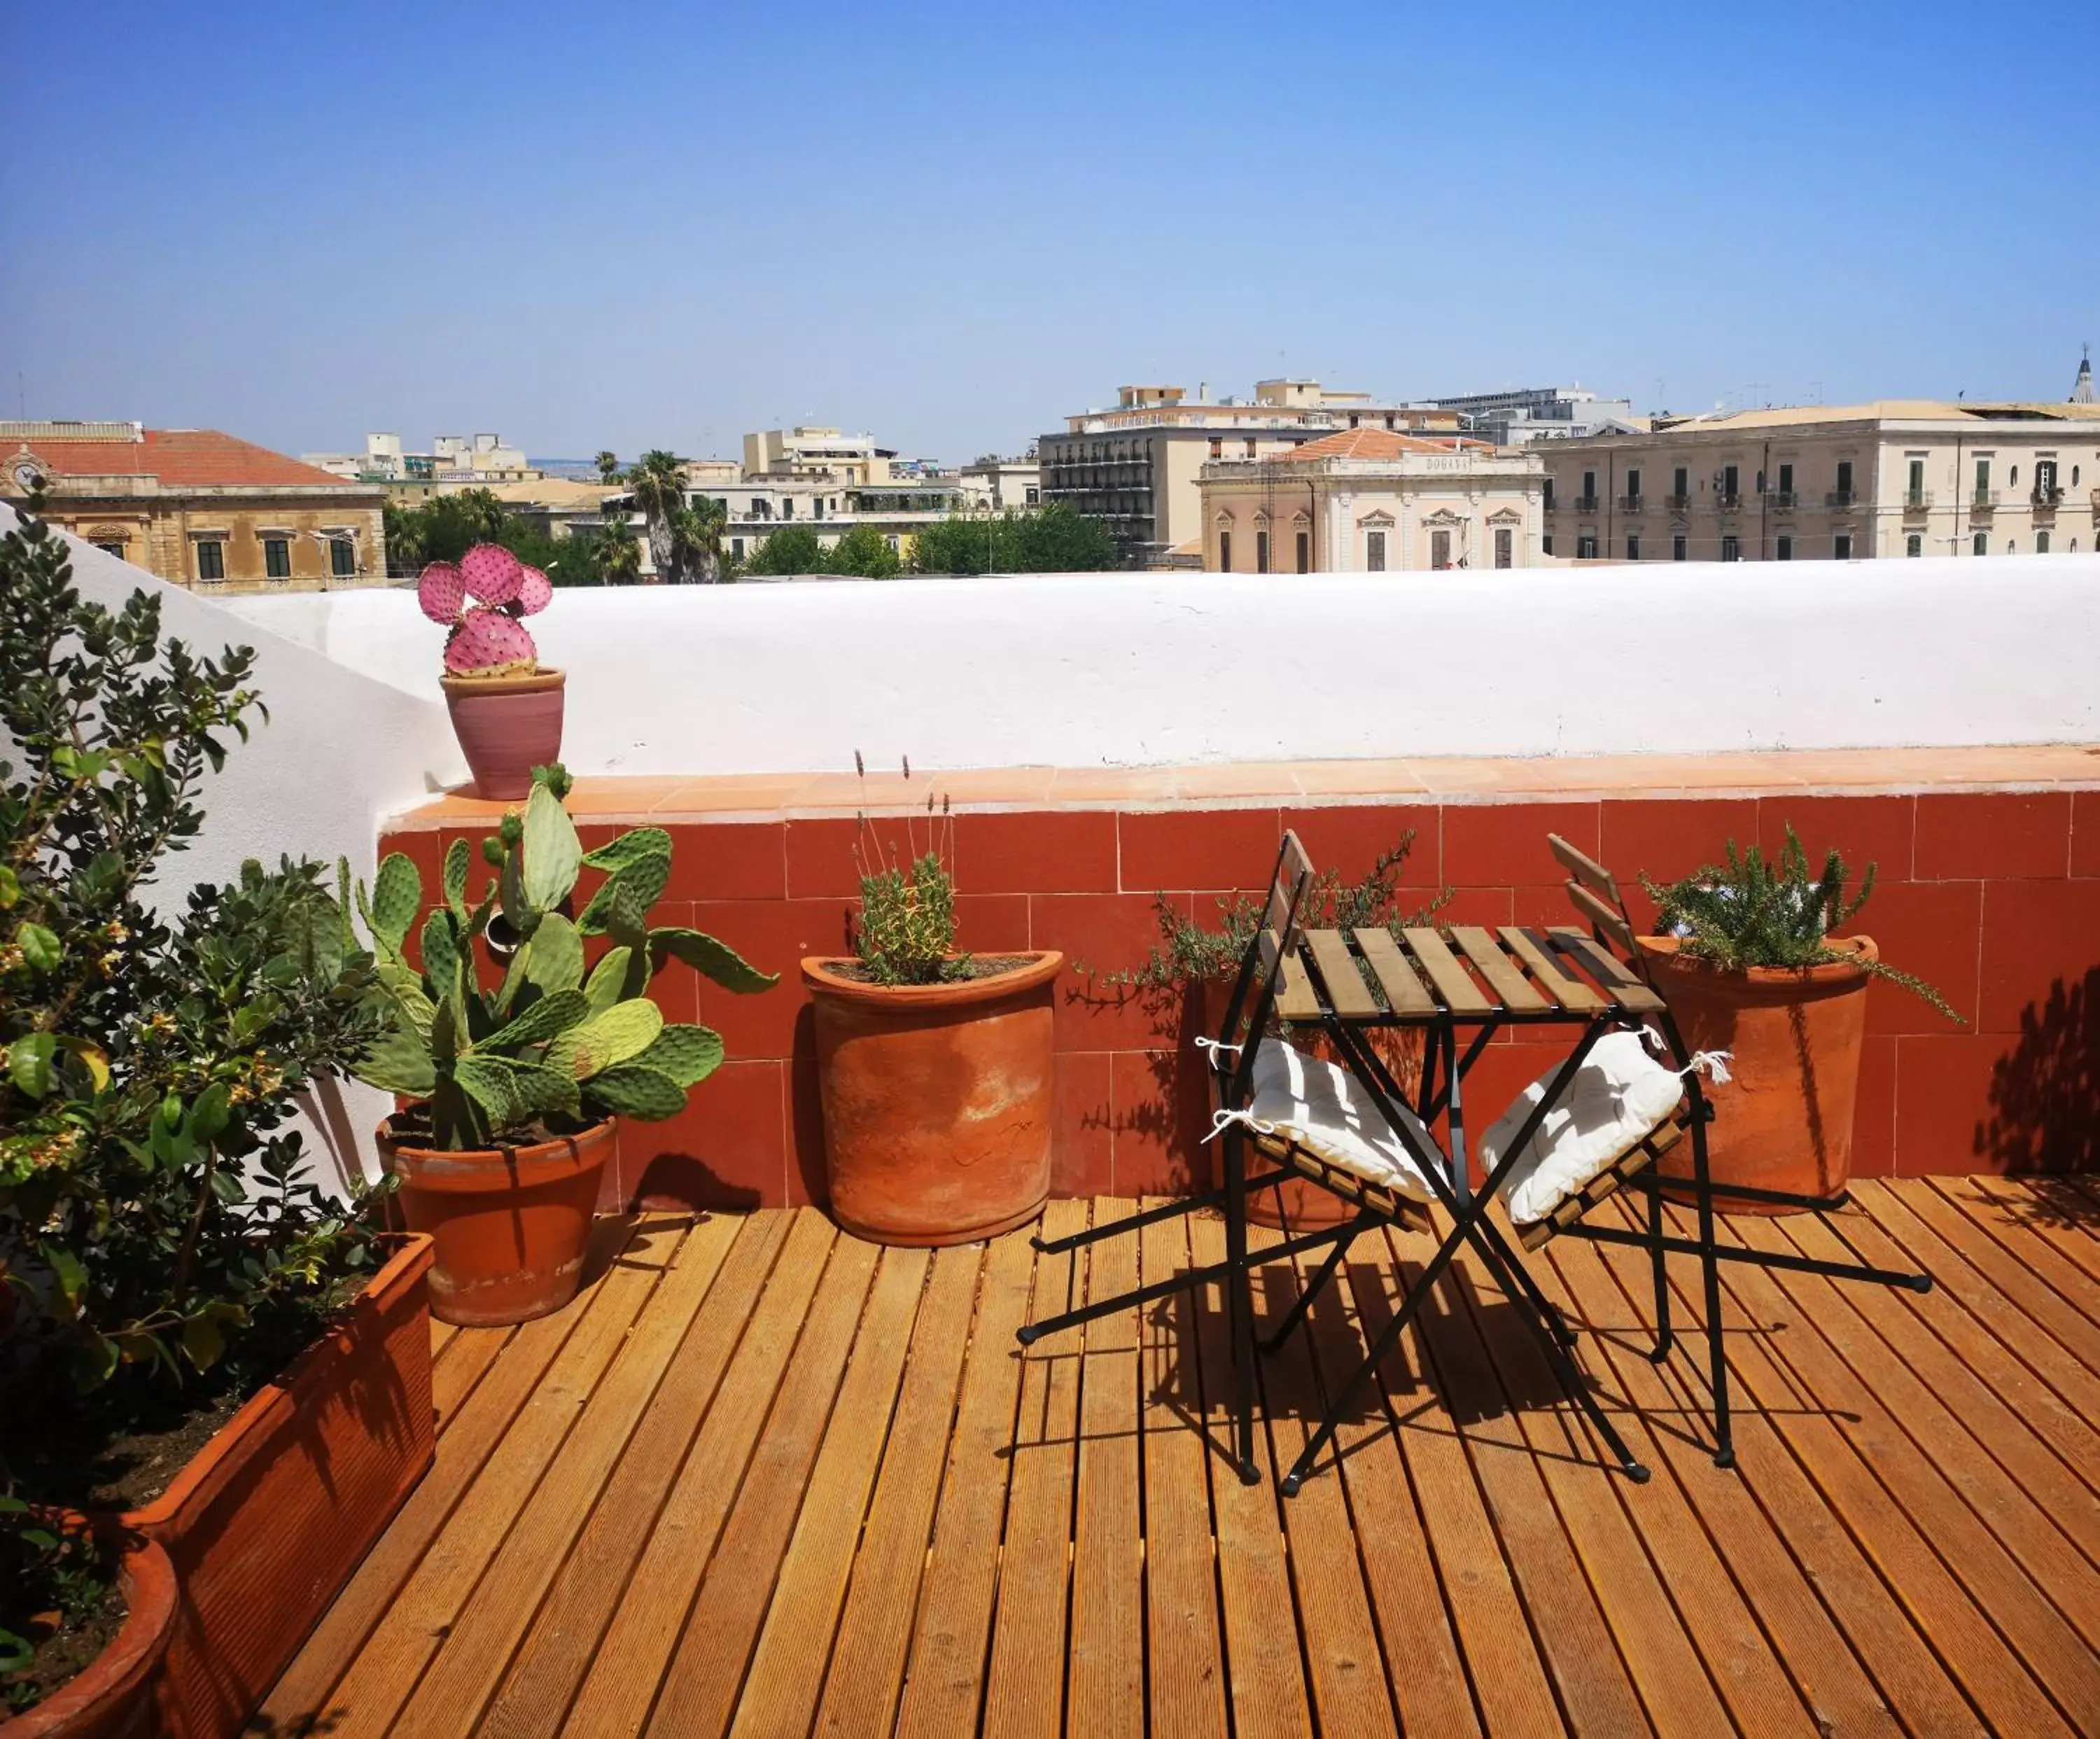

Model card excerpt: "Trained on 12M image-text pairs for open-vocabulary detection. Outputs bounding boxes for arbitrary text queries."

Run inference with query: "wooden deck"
[260,1177,2100,1736]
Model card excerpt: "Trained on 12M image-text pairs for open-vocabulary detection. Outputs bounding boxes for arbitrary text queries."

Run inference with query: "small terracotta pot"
[441,668,565,801]
[0,1517,175,1739]
[125,1235,434,1736]
[379,1117,615,1325]
[1198,980,1424,1230]
[803,954,1059,1246]
[1637,934,1877,1213]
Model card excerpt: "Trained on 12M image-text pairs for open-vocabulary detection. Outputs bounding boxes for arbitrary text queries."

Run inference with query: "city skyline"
[4,0,2094,465]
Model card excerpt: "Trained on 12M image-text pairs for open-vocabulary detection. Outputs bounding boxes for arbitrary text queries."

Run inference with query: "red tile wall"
[380,786,2100,1208]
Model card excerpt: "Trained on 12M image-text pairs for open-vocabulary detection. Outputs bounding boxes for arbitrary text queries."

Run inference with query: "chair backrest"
[1546,832,1649,982]
[1214,830,1315,1102]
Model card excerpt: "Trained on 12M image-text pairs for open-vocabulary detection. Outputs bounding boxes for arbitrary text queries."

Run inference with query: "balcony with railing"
[1616,492,1644,514]
[24,517,2100,1739]
[1970,489,2001,515]
[1662,491,1693,512]
[2032,484,2065,512]
[1569,494,1601,515]
[1903,489,1934,513]
[1826,488,1859,510]
[1714,491,1745,514]
[1764,489,1800,512]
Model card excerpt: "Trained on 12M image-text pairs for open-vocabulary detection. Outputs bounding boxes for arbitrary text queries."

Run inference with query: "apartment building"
[1539,388,2100,564]
[302,431,539,485]
[741,426,892,486]
[1419,383,1639,446]
[958,454,1040,512]
[1040,382,1460,566]
[3,421,388,590]
[1199,428,1544,573]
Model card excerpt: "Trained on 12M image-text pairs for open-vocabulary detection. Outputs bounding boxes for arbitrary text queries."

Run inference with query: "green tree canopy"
[911,503,1118,575]
[744,523,825,575]
[825,524,902,578]
[384,491,570,580]
[594,450,621,484]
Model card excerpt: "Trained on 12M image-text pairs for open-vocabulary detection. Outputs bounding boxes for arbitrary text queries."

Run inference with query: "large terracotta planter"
[125,1235,435,1737]
[1198,981,1424,1230]
[442,668,565,801]
[0,1518,175,1739]
[1637,934,1877,1213]
[803,953,1059,1246]
[379,1117,615,1326]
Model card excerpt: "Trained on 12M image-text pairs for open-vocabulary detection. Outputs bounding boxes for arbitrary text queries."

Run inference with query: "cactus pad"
[417,561,466,623]
[515,564,554,615]
[444,606,539,676]
[461,542,524,606]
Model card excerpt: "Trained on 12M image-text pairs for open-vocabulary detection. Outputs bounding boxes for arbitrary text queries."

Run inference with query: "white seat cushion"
[1479,1031,1685,1229]
[1243,1040,1438,1205]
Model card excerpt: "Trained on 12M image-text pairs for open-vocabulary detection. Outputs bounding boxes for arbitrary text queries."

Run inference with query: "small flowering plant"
[420,543,554,677]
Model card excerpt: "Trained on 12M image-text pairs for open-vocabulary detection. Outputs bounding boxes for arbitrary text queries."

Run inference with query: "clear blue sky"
[4,1,2094,465]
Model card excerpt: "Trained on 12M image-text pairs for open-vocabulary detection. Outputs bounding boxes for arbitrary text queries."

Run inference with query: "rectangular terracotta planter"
[123,1234,437,1737]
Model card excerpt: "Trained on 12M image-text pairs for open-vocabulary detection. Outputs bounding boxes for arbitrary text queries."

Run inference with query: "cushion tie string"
[1194,1037,1244,1059]
[1201,1107,1278,1145]
[1679,1049,1733,1085]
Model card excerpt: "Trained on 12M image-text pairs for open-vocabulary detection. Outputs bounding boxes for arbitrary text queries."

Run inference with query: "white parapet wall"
[222,555,2100,777]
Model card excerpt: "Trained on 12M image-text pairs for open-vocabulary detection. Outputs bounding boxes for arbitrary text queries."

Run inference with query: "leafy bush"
[911,503,1119,575]
[0,1500,114,1714]
[825,525,903,578]
[1644,825,1962,1019]
[743,524,825,577]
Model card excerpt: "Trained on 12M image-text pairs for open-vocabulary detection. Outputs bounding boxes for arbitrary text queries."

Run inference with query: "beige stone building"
[2,421,389,590]
[741,426,892,486]
[1041,382,1462,566]
[1539,391,2100,564]
[1199,428,1544,573]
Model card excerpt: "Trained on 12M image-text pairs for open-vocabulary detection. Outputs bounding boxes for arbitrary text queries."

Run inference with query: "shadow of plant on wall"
[1973,968,2100,1215]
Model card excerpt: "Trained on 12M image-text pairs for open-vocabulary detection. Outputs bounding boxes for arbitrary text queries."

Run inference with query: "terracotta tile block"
[1171,762,1307,801]
[917,767,1060,808]
[1034,893,1194,1052]
[562,776,688,819]
[1046,767,1185,807]
[956,810,1117,894]
[1891,1034,2005,1175]
[1418,886,1512,929]
[1964,964,2100,1173]
[786,813,943,899]
[953,893,1032,955]
[1511,884,1594,931]
[620,1059,785,1210]
[377,829,442,890]
[1287,759,1429,797]
[1281,804,1441,888]
[656,774,822,816]
[691,898,853,1060]
[2076,792,2100,880]
[1914,791,2071,881]
[1118,807,1282,895]
[1756,795,1916,884]
[788,1040,827,1209]
[1598,798,1760,890]
[1977,879,2100,1035]
[1052,1052,1114,1197]
[654,820,786,902]
[1854,880,1982,1035]
[1443,800,1597,890]
[1112,1049,1202,1196]
[1851,1035,1897,1180]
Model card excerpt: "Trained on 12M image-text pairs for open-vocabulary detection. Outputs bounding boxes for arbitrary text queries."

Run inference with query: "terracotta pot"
[0,1517,175,1739]
[378,1117,615,1326]
[441,668,565,801]
[802,954,1059,1246]
[125,1235,435,1737]
[1198,980,1424,1230]
[1637,934,1877,1213]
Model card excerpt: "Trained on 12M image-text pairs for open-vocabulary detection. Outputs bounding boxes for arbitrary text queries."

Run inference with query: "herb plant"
[1643,825,1963,1021]
[850,779,962,987]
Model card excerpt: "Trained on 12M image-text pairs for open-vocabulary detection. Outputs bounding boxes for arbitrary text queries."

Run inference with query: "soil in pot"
[804,952,1060,1247]
[1,1518,175,1739]
[379,1112,615,1325]
[1637,934,1877,1213]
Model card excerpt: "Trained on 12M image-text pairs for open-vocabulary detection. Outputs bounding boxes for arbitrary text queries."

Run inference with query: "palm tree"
[594,450,621,485]
[675,496,729,583]
[594,509,642,585]
[627,449,688,584]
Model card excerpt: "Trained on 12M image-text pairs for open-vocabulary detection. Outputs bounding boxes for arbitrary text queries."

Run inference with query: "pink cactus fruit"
[514,564,553,615]
[417,561,465,624]
[443,606,538,676]
[460,542,524,607]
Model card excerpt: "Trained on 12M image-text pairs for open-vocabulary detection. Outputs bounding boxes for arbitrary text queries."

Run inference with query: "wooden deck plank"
[1446,1238,1736,1735]
[1401,926,1494,1015]
[429,1320,512,1430]
[389,1214,738,1736]
[1347,1233,1562,1739]
[1187,1212,1315,1738]
[982,1199,1088,1737]
[807,1242,985,1737]
[1302,929,1382,1020]
[704,1245,931,1739]
[314,1217,692,1738]
[1939,1173,2100,1310]
[1068,1198,1145,1737]
[1136,1203,1228,1739]
[554,1211,838,1737]
[890,1220,1044,1739]
[477,1211,793,1739]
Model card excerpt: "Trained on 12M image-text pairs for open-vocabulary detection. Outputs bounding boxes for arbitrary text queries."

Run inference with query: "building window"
[1834,534,1853,560]
[1025,487,1038,505]
[1219,530,1232,571]
[1973,530,1988,556]
[1672,534,1687,561]
[265,538,291,578]
[1295,530,1309,573]
[1722,464,1740,498]
[2009,464,2019,487]
[330,538,356,577]
[1777,462,1794,496]
[1906,533,1923,557]
[1721,534,1741,561]
[1208,438,1222,459]
[2036,530,2050,554]
[1244,439,1256,459]
[1672,466,1688,498]
[1776,536,1793,561]
[1907,457,1926,502]
[1974,459,1990,502]
[1836,459,1853,496]
[1255,531,1268,573]
[783,498,794,519]
[1542,477,1554,509]
[1431,529,1454,568]
[93,539,125,557]
[1575,533,1598,560]
[1581,469,1596,501]
[1366,529,1386,571]
[732,537,745,559]
[1625,534,1640,560]
[195,540,225,581]
[1494,527,1512,569]
[1625,468,1642,499]
[1541,534,1554,556]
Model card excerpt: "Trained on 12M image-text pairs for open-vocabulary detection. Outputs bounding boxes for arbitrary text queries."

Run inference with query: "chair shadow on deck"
[1973,967,2100,1221]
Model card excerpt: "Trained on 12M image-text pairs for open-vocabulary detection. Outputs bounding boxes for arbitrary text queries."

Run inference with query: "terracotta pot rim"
[120,1233,433,1530]
[440,667,566,695]
[801,949,1065,1010]
[376,1114,617,1166]
[1635,932,1878,986]
[2,1516,177,1737]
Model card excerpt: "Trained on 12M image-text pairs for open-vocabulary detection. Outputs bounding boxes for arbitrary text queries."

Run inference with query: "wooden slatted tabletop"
[1272,924,1662,1024]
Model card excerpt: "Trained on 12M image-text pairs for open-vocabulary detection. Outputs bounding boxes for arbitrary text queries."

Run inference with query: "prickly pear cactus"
[515,564,553,615]
[444,606,538,677]
[461,543,524,607]
[421,541,550,677]
[418,560,465,623]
